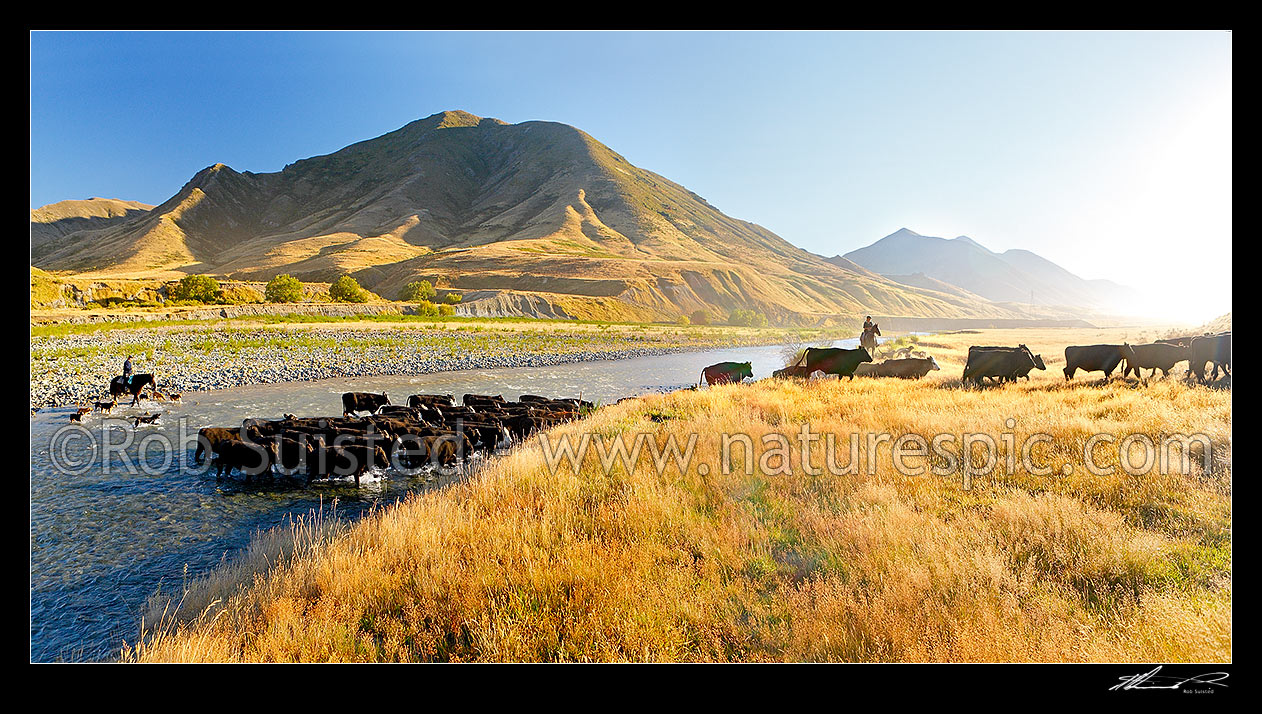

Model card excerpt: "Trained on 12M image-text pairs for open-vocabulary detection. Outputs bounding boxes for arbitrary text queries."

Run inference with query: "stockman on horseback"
[122,355,134,386]
[860,316,881,354]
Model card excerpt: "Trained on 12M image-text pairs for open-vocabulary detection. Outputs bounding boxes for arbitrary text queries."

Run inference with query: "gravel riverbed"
[31,325,794,408]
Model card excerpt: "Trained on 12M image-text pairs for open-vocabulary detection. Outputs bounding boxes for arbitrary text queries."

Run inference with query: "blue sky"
[30,30,1231,320]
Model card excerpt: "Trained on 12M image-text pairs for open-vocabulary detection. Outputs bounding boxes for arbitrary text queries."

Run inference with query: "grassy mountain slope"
[30,198,153,255]
[33,112,1027,323]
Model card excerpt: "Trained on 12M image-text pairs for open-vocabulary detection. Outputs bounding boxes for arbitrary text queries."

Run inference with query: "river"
[29,340,862,661]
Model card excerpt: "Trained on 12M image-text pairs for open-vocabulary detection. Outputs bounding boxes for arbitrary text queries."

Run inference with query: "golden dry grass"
[124,328,1230,662]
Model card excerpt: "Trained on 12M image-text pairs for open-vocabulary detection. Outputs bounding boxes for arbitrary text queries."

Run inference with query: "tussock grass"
[124,329,1230,662]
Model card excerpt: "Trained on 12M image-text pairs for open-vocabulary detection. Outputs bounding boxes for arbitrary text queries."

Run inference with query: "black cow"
[392,433,462,469]
[1189,332,1231,383]
[1063,345,1126,380]
[963,345,1045,384]
[268,435,316,478]
[1121,342,1189,379]
[311,442,389,487]
[700,362,753,386]
[211,439,272,480]
[342,392,389,417]
[800,347,873,380]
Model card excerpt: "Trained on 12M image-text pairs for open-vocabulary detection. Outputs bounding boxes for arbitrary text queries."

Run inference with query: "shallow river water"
[30,340,856,661]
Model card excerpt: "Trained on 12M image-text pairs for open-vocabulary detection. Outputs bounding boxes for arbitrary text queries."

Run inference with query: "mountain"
[839,228,1139,313]
[32,111,1031,323]
[30,198,153,254]
[872,272,991,303]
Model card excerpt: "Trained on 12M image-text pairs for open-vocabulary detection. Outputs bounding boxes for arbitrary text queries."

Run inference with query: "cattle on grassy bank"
[855,356,941,379]
[963,345,1046,384]
[1121,342,1190,380]
[798,348,872,380]
[1189,332,1231,383]
[1063,345,1126,380]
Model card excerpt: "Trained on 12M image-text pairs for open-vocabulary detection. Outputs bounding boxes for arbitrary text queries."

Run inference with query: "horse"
[860,323,881,354]
[110,373,157,407]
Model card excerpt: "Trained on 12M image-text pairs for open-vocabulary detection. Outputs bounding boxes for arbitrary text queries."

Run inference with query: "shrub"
[170,275,221,304]
[219,284,265,305]
[690,310,711,326]
[438,303,456,316]
[412,300,438,316]
[728,308,769,328]
[265,274,303,303]
[329,276,368,303]
[399,280,437,303]
[442,292,462,304]
[677,314,691,326]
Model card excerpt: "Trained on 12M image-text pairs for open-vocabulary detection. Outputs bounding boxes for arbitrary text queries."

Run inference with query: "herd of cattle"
[196,392,592,483]
[701,331,1233,386]
[190,332,1228,483]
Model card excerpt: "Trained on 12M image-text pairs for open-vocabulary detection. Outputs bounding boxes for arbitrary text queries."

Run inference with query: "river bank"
[30,319,833,408]
[123,345,1232,662]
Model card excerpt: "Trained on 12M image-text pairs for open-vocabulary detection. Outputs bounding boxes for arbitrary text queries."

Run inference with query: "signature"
[1111,666,1229,691]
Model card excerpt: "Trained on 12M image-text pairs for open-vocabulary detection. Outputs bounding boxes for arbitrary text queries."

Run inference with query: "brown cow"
[194,427,241,464]
[408,394,455,409]
[342,392,390,417]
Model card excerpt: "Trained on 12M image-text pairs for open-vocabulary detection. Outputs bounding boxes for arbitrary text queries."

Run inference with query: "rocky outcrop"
[455,291,577,319]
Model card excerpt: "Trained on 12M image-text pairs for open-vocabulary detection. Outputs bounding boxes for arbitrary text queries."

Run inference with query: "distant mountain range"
[835,228,1138,313]
[30,112,1132,323]
[31,198,153,254]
